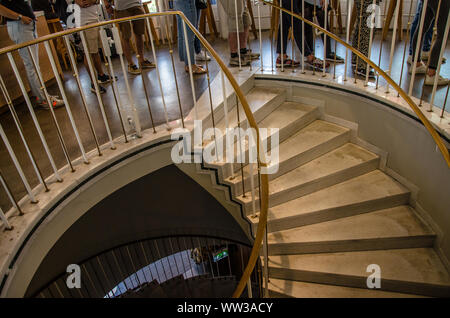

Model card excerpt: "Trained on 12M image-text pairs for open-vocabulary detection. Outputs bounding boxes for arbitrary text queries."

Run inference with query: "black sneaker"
[91,83,107,94]
[326,52,345,63]
[97,74,117,84]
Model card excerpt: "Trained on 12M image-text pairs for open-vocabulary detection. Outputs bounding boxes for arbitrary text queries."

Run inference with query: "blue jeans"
[7,21,45,101]
[174,0,198,66]
[409,0,434,55]
[194,8,202,55]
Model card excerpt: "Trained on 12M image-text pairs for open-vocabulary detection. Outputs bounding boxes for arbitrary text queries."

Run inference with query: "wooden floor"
[0,30,449,211]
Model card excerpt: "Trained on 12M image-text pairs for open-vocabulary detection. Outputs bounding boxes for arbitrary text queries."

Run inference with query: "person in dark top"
[30,0,58,19]
[0,0,63,109]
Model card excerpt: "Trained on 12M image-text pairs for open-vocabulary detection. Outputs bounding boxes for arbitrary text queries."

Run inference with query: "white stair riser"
[268,235,436,255]
[268,267,450,297]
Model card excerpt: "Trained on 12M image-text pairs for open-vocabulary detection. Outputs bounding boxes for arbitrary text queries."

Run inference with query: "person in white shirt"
[75,0,112,93]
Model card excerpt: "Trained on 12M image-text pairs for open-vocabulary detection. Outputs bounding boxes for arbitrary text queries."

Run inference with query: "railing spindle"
[0,170,23,215]
[365,0,377,86]
[386,0,401,93]
[0,207,12,231]
[398,0,416,96]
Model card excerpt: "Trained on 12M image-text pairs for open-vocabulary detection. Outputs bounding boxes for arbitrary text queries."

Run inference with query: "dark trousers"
[411,0,449,70]
[276,0,313,57]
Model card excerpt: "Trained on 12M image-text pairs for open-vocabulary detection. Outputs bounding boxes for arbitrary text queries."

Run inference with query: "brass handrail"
[261,0,450,168]
[0,11,269,298]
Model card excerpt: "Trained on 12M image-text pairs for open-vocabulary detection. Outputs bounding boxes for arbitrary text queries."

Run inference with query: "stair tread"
[226,120,350,184]
[267,248,450,287]
[214,86,286,132]
[268,278,425,298]
[249,170,409,225]
[267,205,434,245]
[239,143,379,203]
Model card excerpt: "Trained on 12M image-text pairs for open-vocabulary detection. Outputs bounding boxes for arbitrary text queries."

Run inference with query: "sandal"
[276,57,300,67]
[185,65,206,74]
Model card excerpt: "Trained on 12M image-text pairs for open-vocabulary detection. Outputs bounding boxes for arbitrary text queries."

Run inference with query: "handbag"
[196,0,208,10]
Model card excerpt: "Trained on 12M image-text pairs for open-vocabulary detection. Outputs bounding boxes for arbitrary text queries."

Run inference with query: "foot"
[409,61,427,74]
[408,54,446,65]
[185,64,207,74]
[276,56,300,67]
[326,52,345,63]
[229,55,251,67]
[306,57,330,70]
[97,74,117,84]
[424,74,449,86]
[91,83,107,94]
[128,64,141,75]
[245,51,260,60]
[35,95,64,109]
[195,50,211,61]
[140,59,156,69]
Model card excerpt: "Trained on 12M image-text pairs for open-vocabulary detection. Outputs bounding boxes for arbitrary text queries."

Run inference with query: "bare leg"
[135,34,145,64]
[121,37,134,66]
[84,52,104,82]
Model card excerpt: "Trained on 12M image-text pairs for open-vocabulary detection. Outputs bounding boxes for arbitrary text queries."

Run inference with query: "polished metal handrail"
[261,0,450,168]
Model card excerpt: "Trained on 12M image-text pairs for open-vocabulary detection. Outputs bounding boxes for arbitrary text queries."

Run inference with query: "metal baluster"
[302,0,306,74]
[96,256,114,296]
[262,223,269,297]
[291,0,296,73]
[145,17,171,129]
[195,237,207,277]
[236,96,246,198]
[365,0,377,86]
[409,0,429,96]
[0,75,52,188]
[137,56,157,133]
[398,0,416,96]
[323,0,328,77]
[111,250,127,291]
[111,26,142,137]
[313,0,317,75]
[146,239,164,283]
[181,19,200,123]
[258,0,264,72]
[125,245,142,287]
[154,240,170,281]
[440,83,450,118]
[139,241,153,282]
[173,237,188,276]
[385,0,401,93]
[354,0,364,83]
[0,122,37,203]
[344,0,352,81]
[43,42,89,164]
[7,52,63,182]
[249,162,257,218]
[220,71,234,178]
[333,6,338,80]
[419,0,442,107]
[63,35,102,156]
[205,49,219,161]
[225,241,232,277]
[80,30,116,150]
[213,238,221,277]
[376,0,389,89]
[160,239,175,279]
[428,5,449,112]
[279,0,284,72]
[271,2,275,72]
[164,15,185,128]
[235,0,243,70]
[98,28,128,143]
[81,263,100,297]
[88,260,108,296]
[0,207,12,230]
[103,253,120,297]
[0,170,23,215]
[168,237,182,276]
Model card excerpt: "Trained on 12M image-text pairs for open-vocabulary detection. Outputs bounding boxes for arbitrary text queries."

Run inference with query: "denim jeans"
[194,8,202,55]
[173,0,198,66]
[7,21,45,101]
[409,0,434,56]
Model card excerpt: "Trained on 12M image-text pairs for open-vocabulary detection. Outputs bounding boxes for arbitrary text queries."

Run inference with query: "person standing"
[104,0,155,74]
[0,0,64,109]
[218,0,259,67]
[74,0,114,94]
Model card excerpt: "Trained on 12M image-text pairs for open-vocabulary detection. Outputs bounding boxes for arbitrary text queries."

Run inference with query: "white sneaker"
[409,61,427,74]
[195,50,211,61]
[424,74,449,86]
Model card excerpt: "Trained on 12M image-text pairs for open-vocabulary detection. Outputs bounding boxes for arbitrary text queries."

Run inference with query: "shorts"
[218,0,251,32]
[114,5,146,38]
[84,27,100,54]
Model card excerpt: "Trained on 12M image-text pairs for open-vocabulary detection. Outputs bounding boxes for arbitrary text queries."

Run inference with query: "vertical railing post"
[7,52,62,182]
[258,0,264,72]
[0,207,12,230]
[323,0,328,77]
[0,170,23,215]
[344,0,352,81]
[386,0,401,93]
[235,0,243,70]
[365,0,377,86]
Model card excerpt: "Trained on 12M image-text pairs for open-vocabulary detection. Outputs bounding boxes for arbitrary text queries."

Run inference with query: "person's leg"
[353,0,373,70]
[8,22,45,101]
[276,0,291,56]
[427,0,449,74]
[409,0,423,56]
[292,0,312,57]
[194,7,202,54]
[411,3,435,66]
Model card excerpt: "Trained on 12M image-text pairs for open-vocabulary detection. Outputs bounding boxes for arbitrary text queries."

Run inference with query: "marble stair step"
[238,143,380,214]
[268,278,425,298]
[226,120,351,197]
[266,248,450,297]
[249,170,410,233]
[204,102,319,180]
[267,205,435,255]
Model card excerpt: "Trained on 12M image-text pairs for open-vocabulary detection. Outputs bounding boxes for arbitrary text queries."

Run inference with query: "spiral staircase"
[194,81,450,298]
